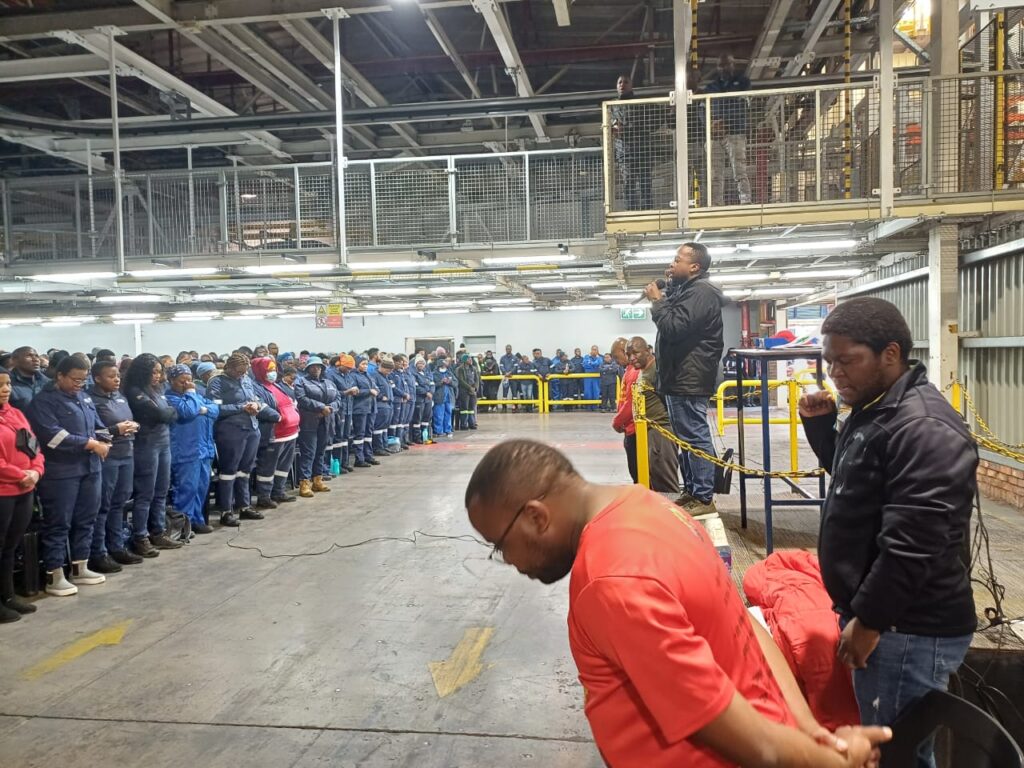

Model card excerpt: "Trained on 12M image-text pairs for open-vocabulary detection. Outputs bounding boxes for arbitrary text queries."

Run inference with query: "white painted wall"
[5,305,742,359]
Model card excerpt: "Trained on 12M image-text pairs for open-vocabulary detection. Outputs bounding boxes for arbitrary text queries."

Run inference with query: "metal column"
[103,26,126,273]
[74,180,83,260]
[86,138,97,259]
[814,90,823,201]
[674,0,691,228]
[447,156,458,246]
[218,170,228,249]
[293,165,303,247]
[842,0,852,199]
[2,181,12,265]
[994,13,1006,190]
[878,0,895,215]
[186,145,196,252]
[326,8,349,266]
[146,175,154,255]
[524,153,532,240]
[930,0,959,195]
[928,223,960,393]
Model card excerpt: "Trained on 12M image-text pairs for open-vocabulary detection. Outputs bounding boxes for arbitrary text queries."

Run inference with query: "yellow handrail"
[476,374,547,413]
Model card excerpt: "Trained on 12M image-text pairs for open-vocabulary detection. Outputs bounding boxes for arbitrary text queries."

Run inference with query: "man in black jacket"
[645,243,724,513]
[799,297,976,766]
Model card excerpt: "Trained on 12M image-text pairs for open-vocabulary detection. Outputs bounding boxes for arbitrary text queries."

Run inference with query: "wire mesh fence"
[605,97,675,212]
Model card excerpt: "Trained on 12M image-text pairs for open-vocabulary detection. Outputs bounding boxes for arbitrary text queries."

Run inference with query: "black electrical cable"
[222,528,488,560]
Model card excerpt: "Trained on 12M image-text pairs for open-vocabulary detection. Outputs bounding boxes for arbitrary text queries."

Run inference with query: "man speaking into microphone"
[645,243,725,512]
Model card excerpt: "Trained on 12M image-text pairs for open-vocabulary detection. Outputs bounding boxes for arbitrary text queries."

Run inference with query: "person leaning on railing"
[705,55,752,206]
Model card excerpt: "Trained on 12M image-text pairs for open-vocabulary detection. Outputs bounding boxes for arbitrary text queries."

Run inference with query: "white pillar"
[927,223,959,393]
[878,0,895,215]
[673,0,691,229]
[326,8,349,266]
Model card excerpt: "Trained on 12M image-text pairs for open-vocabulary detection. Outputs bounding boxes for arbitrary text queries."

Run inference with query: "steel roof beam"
[552,0,571,26]
[748,0,798,79]
[781,0,843,77]
[0,54,109,83]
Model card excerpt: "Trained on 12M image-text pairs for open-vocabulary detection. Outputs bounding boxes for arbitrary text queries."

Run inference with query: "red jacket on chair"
[742,550,860,731]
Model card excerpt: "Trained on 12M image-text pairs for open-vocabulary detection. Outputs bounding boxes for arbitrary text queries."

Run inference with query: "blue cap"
[306,355,324,367]
[196,362,216,376]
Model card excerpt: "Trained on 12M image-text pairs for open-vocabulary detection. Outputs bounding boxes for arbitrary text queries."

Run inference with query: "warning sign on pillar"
[314,302,344,329]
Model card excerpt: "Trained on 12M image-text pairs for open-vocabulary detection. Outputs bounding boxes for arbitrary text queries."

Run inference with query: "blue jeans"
[93,456,133,557]
[664,395,716,502]
[131,438,171,541]
[849,622,972,768]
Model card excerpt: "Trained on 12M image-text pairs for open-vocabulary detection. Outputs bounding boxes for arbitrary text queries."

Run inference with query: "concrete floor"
[1,411,1021,766]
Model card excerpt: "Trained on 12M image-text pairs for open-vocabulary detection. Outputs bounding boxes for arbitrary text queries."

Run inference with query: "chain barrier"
[948,381,1024,464]
[632,380,826,480]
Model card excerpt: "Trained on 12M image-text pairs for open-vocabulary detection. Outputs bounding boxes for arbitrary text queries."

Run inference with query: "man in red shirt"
[466,440,890,768]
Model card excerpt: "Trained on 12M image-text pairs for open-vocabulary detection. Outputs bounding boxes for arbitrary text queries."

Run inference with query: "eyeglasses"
[489,493,546,562]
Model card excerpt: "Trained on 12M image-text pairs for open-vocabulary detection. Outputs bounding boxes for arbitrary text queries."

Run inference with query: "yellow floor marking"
[22,620,132,681]
[428,627,495,698]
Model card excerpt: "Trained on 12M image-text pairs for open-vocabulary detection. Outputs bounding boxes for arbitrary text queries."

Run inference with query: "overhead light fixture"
[420,300,473,308]
[558,304,607,311]
[239,308,286,315]
[629,248,677,260]
[723,289,752,298]
[780,268,863,280]
[426,309,471,315]
[175,310,221,318]
[0,317,42,325]
[430,285,497,295]
[243,263,334,275]
[380,310,421,317]
[240,193,258,201]
[751,287,813,296]
[113,319,153,325]
[345,311,379,318]
[291,313,314,319]
[710,273,770,284]
[41,321,82,328]
[490,307,535,313]
[364,302,418,310]
[47,315,97,323]
[478,297,531,305]
[611,302,651,309]
[749,239,857,254]
[196,292,259,300]
[28,271,117,282]
[109,312,157,320]
[173,315,217,322]
[352,287,421,296]
[222,315,253,321]
[96,294,165,304]
[598,292,640,300]
[529,280,600,290]
[349,260,425,270]
[481,255,577,265]
[291,304,317,311]
[127,267,219,278]
[264,289,332,299]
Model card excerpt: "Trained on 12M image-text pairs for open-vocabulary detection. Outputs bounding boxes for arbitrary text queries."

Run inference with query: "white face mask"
[266,371,278,383]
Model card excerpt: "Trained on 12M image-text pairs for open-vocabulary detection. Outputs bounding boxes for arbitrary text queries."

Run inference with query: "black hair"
[48,350,70,370]
[10,346,34,357]
[91,360,118,379]
[56,355,89,376]
[465,439,579,512]
[682,242,711,274]
[122,352,162,394]
[532,348,542,354]
[0,366,9,378]
[366,347,380,358]
[95,349,116,361]
[280,365,298,378]
[237,345,253,355]
[821,297,913,363]
[0,354,10,369]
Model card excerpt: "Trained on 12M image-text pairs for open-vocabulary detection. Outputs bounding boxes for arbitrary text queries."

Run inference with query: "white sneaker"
[69,560,105,586]
[46,569,79,597]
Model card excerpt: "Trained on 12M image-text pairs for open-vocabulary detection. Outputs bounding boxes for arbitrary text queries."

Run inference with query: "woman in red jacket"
[0,366,45,623]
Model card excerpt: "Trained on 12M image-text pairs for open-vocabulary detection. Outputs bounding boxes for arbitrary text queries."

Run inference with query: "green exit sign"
[620,306,648,320]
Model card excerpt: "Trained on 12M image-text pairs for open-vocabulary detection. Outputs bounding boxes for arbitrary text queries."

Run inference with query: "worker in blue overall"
[432,353,457,437]
[122,353,182,556]
[248,357,289,507]
[325,355,354,474]
[349,356,376,467]
[387,356,409,449]
[569,348,585,400]
[207,353,264,527]
[338,354,359,471]
[599,353,622,412]
[498,345,519,410]
[293,356,339,497]
[395,354,416,448]
[581,345,603,411]
[27,355,110,597]
[88,360,141,571]
[455,354,479,430]
[517,354,540,413]
[372,359,395,455]
[412,357,434,444]
[166,365,220,534]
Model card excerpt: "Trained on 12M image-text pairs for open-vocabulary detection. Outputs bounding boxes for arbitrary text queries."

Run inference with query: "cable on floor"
[223,528,489,559]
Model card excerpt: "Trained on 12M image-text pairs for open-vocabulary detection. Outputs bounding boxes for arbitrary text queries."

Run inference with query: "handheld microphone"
[637,278,665,303]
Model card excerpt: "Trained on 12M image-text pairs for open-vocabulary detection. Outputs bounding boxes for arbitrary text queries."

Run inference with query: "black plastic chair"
[881,690,1024,767]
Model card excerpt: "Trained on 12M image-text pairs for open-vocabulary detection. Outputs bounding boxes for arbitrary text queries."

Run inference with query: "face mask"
[266,371,278,383]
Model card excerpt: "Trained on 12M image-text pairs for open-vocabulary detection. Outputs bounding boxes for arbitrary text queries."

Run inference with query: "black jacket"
[124,385,176,446]
[651,275,724,397]
[802,363,977,637]
[90,386,135,461]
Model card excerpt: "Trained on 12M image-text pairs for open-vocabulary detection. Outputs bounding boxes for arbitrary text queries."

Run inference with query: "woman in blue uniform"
[123,353,182,557]
[349,357,376,468]
[166,365,220,534]
[293,356,338,497]
[27,355,111,597]
[431,353,457,437]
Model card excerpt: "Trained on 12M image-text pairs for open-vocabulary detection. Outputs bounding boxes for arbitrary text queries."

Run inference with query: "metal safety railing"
[475,374,548,413]
[0,148,603,265]
[542,373,621,409]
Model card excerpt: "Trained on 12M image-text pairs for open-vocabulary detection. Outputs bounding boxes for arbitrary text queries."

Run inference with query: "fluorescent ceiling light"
[481,255,576,265]
[710,273,769,284]
[196,292,259,300]
[41,321,82,328]
[781,268,863,280]
[113,319,153,325]
[380,310,421,317]
[109,312,157,320]
[291,313,314,319]
[364,302,418,310]
[427,309,471,315]
[0,317,42,325]
[420,300,473,308]
[175,310,221,318]
[47,315,97,323]
[529,280,600,290]
[752,287,813,296]
[28,271,117,282]
[629,248,677,260]
[611,302,651,309]
[430,285,496,295]
[243,263,334,275]
[96,294,165,303]
[291,304,316,311]
[264,289,332,299]
[173,315,216,322]
[222,315,253,321]
[724,289,752,297]
[349,260,425,270]
[239,308,286,315]
[345,311,379,317]
[127,267,218,278]
[240,193,258,200]
[558,304,607,311]
[478,297,531,305]
[749,239,857,254]
[490,307,535,313]
[598,292,639,300]
[352,287,421,296]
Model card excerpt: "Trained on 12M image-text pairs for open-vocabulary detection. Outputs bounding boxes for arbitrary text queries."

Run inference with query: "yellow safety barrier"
[949,380,1024,464]
[542,373,610,409]
[716,379,792,437]
[476,374,547,414]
